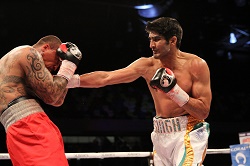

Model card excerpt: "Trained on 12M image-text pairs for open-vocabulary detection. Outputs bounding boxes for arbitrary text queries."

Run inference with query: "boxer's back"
[0,46,30,113]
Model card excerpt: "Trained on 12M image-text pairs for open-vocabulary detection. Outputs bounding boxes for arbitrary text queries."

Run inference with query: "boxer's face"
[148,32,170,59]
[43,49,61,72]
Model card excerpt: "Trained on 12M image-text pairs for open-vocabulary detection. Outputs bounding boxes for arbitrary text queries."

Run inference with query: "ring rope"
[0,149,230,160]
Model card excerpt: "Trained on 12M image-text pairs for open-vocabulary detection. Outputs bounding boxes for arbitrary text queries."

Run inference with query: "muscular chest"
[172,70,192,95]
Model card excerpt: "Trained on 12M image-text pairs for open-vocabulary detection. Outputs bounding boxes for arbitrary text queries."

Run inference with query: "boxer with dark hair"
[0,35,82,166]
[68,17,212,166]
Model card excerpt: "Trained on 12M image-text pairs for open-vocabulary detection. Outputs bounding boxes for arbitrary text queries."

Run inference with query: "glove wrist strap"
[66,74,80,88]
[167,84,189,107]
[57,60,77,81]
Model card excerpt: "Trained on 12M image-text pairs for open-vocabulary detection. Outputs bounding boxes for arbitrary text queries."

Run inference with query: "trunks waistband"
[1,96,32,115]
[0,99,44,131]
[153,116,188,134]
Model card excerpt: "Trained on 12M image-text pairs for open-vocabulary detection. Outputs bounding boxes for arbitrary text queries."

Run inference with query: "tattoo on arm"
[53,88,68,106]
[25,48,67,104]
[26,48,49,82]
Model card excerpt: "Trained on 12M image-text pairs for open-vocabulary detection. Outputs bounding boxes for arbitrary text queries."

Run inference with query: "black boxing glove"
[57,42,82,66]
[150,68,177,93]
[150,68,189,107]
[56,42,82,81]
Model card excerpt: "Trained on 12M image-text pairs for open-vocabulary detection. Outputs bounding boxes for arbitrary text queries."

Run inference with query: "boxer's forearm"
[66,72,108,88]
[67,68,141,88]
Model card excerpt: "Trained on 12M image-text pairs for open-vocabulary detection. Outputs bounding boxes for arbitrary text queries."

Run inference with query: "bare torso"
[141,52,202,118]
[0,40,70,115]
[0,46,31,114]
[78,50,211,119]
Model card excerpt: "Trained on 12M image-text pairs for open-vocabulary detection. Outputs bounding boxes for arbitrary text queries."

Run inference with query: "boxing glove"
[57,42,82,66]
[56,42,82,81]
[150,68,189,107]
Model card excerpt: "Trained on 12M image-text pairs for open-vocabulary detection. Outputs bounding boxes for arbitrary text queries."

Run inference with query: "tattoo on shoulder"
[26,48,49,81]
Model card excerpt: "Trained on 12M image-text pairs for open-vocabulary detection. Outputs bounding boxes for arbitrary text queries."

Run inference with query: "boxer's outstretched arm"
[80,68,140,88]
[66,57,150,88]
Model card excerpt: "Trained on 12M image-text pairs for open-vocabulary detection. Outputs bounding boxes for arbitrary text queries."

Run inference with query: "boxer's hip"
[0,98,44,131]
[153,115,204,134]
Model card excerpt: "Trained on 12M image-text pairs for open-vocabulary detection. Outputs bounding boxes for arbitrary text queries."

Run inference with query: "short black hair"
[145,17,183,49]
[33,35,62,50]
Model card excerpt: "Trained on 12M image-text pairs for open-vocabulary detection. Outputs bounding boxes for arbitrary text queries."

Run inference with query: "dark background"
[0,0,250,165]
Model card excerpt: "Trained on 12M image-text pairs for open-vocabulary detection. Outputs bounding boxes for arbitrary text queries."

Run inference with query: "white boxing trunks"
[151,115,210,166]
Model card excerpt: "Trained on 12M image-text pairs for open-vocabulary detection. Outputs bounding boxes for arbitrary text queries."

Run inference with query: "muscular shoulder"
[132,57,154,64]
[185,53,210,79]
[17,46,38,58]
[14,46,43,66]
[136,56,163,68]
[129,57,157,74]
[9,45,32,55]
[0,46,30,71]
[181,52,207,68]
[1,45,43,78]
[3,45,36,62]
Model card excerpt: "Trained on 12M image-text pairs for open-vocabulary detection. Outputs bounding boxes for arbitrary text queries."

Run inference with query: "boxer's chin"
[153,53,160,59]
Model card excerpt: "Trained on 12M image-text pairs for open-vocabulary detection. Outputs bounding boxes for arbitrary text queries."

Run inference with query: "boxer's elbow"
[40,95,64,107]
[52,102,63,107]
[198,108,210,120]
[44,100,63,107]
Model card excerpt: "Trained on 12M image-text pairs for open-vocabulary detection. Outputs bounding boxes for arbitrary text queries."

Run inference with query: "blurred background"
[0,0,250,165]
